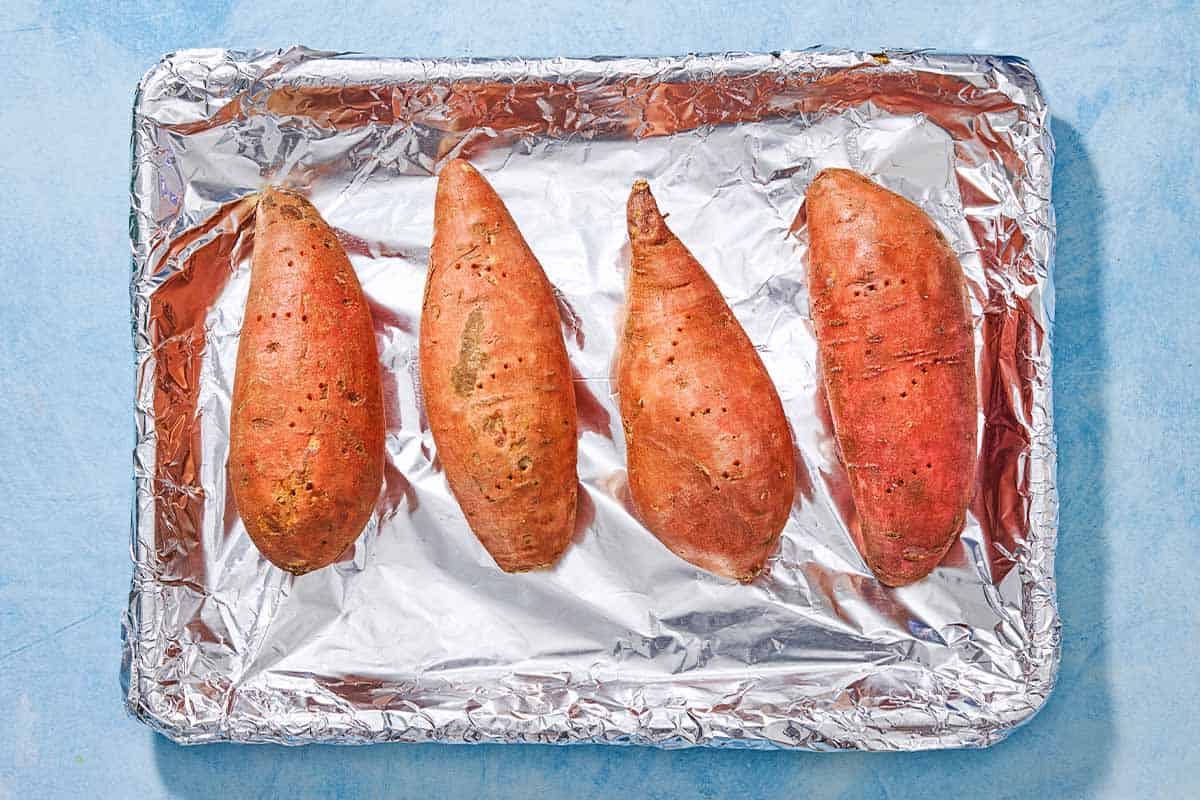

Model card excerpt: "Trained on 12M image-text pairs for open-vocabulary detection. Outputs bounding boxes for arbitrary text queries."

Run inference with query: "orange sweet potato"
[617,181,796,581]
[804,168,978,586]
[420,159,578,571]
[229,188,385,575]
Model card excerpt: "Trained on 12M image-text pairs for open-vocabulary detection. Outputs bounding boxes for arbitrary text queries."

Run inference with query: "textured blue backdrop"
[0,1,1196,798]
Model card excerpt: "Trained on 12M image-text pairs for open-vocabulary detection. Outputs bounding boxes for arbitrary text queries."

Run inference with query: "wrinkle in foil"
[124,48,1059,749]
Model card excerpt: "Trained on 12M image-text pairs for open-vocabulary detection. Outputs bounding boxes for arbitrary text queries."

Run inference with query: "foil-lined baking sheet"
[123,47,1059,749]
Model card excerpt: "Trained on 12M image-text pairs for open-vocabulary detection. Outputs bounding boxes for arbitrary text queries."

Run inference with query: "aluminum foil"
[123,47,1059,750]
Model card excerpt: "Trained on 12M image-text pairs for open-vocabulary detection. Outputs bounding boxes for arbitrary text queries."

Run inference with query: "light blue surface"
[0,1,1196,797]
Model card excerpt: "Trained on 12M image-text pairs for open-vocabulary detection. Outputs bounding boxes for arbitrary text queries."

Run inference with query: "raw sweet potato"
[420,159,578,571]
[229,187,385,575]
[618,180,795,582]
[804,168,978,586]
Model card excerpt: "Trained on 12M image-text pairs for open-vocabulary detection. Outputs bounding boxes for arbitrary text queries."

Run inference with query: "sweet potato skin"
[805,168,978,586]
[229,187,385,575]
[420,159,578,571]
[618,181,795,582]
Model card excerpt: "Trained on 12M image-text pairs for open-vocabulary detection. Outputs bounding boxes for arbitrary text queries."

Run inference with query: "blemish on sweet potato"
[450,308,487,397]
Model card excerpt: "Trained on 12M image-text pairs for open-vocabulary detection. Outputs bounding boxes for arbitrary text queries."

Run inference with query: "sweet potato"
[804,168,978,586]
[618,180,796,581]
[420,159,578,571]
[229,187,385,575]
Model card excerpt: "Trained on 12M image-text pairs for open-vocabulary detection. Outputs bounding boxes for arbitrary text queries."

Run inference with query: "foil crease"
[123,47,1059,750]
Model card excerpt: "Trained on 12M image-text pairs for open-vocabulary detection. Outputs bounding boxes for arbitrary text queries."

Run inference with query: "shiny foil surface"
[124,47,1059,749]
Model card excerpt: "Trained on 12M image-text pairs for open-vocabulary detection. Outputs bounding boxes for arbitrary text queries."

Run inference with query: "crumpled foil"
[123,47,1059,750]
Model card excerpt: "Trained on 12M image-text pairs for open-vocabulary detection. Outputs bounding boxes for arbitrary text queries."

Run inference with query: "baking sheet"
[123,47,1059,749]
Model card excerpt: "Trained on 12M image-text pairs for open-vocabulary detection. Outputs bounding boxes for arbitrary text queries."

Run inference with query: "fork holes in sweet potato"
[900,392,907,398]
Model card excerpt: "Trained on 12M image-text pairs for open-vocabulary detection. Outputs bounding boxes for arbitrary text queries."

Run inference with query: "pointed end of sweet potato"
[435,158,506,227]
[811,166,866,189]
[808,167,887,210]
[626,179,672,248]
[440,156,478,181]
[437,158,487,200]
[255,185,326,234]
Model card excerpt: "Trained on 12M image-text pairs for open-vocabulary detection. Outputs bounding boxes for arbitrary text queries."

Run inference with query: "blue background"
[1,1,1196,797]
